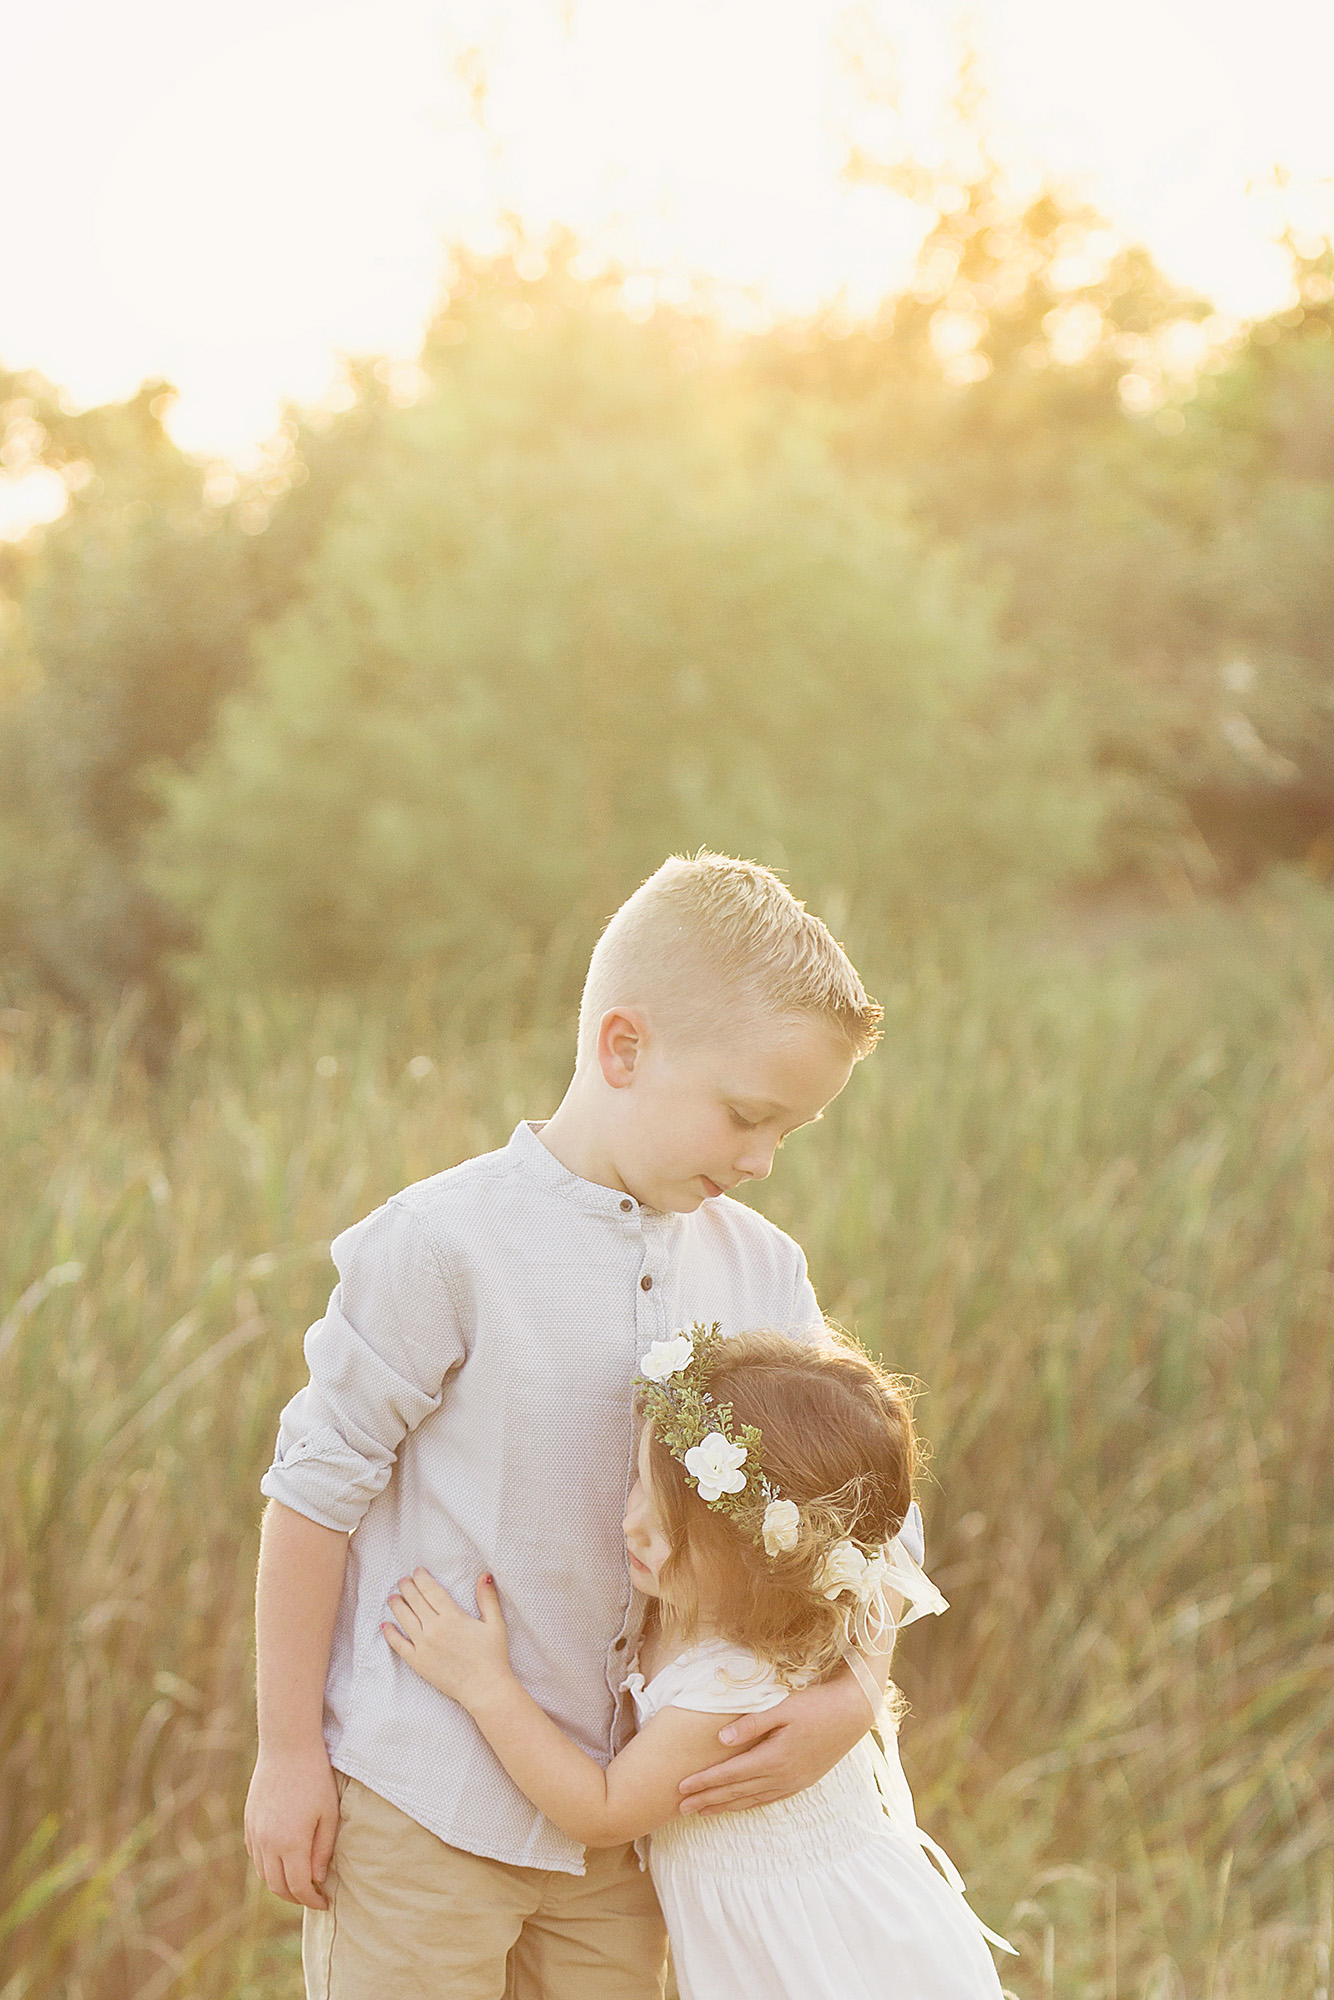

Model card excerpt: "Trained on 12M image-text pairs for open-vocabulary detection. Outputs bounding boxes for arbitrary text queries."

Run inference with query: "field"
[3,884,1332,2000]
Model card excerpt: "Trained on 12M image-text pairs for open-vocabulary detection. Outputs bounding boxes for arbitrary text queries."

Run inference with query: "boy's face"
[606,1007,855,1214]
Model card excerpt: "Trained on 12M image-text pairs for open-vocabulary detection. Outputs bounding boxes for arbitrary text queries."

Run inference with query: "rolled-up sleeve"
[260,1197,465,1532]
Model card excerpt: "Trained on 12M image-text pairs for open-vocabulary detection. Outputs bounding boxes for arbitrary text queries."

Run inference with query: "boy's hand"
[244,1745,340,1909]
[383,1570,512,1709]
[677,1669,869,1815]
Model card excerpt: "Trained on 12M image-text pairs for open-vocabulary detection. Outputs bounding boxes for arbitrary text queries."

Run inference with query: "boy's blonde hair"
[577,853,881,1067]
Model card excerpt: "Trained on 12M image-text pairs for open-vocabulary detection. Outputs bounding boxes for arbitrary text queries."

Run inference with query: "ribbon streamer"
[840,1528,1019,1959]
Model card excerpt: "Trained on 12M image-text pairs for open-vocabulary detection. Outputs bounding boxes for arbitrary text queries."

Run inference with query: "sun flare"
[2,0,1334,462]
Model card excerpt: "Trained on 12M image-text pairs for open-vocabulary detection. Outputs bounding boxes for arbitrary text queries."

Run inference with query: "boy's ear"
[598,1008,648,1089]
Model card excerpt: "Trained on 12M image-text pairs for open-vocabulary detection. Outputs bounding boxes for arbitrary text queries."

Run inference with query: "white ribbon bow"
[816,1523,950,1651]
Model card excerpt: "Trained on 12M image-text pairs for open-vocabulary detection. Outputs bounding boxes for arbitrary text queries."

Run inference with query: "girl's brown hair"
[638,1327,920,1685]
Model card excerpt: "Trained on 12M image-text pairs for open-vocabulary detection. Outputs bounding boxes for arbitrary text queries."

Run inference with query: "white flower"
[683,1431,749,1503]
[762,1498,801,1556]
[814,1538,869,1600]
[857,1550,889,1604]
[638,1333,694,1383]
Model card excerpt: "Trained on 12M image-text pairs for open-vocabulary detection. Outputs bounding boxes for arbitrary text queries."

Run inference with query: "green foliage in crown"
[636,1321,769,1537]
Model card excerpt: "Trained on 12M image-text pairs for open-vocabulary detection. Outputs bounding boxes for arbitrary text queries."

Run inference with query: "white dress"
[623,1641,1009,2000]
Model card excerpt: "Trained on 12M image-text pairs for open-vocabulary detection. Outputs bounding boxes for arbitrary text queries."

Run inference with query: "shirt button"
[640,1274,652,1291]
[613,1636,627,1652]
[620,1198,634,1213]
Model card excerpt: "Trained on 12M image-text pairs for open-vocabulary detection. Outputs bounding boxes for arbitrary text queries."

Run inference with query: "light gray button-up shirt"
[260,1120,824,1872]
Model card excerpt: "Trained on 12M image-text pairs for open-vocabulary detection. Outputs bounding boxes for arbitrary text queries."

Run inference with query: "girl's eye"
[728,1109,759,1131]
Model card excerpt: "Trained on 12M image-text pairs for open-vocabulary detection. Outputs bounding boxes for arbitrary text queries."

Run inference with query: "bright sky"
[3,0,1334,472]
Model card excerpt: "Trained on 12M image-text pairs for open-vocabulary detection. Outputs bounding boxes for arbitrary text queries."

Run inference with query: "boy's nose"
[736,1146,776,1182]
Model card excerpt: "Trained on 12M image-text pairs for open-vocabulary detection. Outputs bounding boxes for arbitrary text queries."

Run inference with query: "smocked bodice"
[651,1737,895,1875]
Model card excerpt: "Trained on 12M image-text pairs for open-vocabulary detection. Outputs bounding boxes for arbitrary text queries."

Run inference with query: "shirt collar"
[506,1120,680,1229]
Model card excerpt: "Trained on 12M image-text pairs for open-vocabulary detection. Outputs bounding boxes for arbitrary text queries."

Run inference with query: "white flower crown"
[636,1324,948,1641]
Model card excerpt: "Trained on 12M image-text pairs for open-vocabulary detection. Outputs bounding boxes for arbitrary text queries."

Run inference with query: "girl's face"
[622,1425,677,1599]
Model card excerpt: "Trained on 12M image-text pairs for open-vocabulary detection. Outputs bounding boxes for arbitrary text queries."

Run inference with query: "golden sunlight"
[2,0,1334,460]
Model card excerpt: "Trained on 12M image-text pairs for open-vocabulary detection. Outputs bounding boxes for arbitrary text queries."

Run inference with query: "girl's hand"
[382,1570,511,1709]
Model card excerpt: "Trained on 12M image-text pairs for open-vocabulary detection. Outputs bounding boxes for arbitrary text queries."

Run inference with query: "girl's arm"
[383,1570,748,1846]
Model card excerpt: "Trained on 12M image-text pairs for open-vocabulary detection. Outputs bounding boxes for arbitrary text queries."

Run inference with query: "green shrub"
[156,280,1109,989]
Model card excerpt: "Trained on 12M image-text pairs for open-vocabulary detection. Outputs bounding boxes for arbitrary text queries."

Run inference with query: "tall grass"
[3,886,1332,1998]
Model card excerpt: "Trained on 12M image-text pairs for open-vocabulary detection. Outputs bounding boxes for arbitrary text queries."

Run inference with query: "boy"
[245,853,884,1999]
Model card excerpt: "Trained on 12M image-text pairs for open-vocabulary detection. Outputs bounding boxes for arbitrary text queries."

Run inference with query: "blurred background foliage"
[4,898,1332,1999]
[5,159,1334,1039]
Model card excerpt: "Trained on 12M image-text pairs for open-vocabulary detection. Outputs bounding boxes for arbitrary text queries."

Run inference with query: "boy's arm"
[244,1502,349,1910]
[679,1498,928,1813]
[384,1572,747,1845]
[260,1201,464,1537]
[247,1199,466,1904]
[676,1650,887,1814]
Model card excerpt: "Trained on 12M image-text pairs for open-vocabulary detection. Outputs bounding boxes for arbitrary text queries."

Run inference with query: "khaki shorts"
[302,1774,668,2000]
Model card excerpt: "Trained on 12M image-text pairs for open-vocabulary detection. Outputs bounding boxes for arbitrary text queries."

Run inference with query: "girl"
[383,1324,1014,2000]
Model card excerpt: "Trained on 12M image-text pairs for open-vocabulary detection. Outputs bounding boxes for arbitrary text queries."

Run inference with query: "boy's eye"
[728,1108,760,1131]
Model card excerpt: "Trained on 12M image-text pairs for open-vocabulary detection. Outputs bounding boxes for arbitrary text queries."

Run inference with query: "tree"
[753,103,1334,885]
[155,247,1109,992]
[0,366,392,1047]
